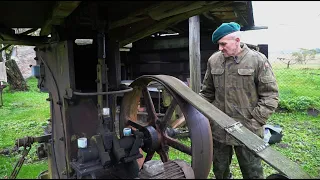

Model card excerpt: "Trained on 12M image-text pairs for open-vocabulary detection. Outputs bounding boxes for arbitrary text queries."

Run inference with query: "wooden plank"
[108,1,174,30]
[148,1,205,21]
[118,1,233,47]
[40,1,81,36]
[189,15,201,94]
[109,16,149,30]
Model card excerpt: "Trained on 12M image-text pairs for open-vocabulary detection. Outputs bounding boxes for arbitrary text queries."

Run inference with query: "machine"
[0,1,310,179]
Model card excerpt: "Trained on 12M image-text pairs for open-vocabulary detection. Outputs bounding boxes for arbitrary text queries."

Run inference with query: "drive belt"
[137,75,310,179]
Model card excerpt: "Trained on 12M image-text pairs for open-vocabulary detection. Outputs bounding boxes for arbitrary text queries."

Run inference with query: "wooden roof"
[0,1,263,47]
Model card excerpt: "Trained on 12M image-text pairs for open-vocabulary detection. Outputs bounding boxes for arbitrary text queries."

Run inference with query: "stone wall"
[15,45,37,79]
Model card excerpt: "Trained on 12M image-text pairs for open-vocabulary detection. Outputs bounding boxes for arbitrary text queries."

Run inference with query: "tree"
[277,57,297,69]
[277,48,317,69]
[0,28,39,91]
[291,48,316,65]
[1,45,29,91]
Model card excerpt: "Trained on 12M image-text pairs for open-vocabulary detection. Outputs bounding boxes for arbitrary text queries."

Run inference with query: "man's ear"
[235,37,240,42]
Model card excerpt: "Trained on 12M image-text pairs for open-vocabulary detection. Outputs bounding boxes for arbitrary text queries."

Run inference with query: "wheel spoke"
[144,151,155,163]
[157,149,169,162]
[142,87,158,125]
[164,135,191,156]
[127,119,147,130]
[159,99,177,130]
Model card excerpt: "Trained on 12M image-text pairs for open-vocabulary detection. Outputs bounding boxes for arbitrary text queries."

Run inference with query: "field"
[0,66,320,178]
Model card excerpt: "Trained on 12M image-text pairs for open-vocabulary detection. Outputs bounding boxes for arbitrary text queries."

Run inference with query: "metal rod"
[73,87,133,96]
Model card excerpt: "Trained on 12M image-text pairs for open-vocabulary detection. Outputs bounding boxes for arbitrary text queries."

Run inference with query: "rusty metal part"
[9,146,31,179]
[15,134,52,148]
[119,76,213,179]
[9,134,52,179]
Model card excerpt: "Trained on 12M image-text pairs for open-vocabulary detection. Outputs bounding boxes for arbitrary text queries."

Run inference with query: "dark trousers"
[212,140,264,179]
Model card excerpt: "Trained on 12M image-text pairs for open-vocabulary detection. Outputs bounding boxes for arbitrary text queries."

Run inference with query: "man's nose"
[219,45,223,51]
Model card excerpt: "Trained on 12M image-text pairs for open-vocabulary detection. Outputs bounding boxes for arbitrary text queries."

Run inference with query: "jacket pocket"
[261,76,275,83]
[238,68,254,75]
[211,68,224,75]
[211,68,224,88]
[237,69,255,89]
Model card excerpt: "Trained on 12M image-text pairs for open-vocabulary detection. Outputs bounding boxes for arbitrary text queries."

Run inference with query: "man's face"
[217,35,240,57]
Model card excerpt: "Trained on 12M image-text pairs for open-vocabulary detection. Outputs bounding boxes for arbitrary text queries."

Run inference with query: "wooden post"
[189,15,201,93]
[108,39,121,89]
[107,39,121,132]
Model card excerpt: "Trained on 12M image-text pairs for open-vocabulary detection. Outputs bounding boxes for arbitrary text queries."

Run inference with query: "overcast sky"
[241,1,320,52]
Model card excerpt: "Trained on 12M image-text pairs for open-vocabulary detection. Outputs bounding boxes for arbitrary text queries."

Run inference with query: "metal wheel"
[119,75,213,179]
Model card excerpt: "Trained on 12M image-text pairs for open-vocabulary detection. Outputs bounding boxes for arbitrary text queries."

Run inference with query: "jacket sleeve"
[199,61,215,102]
[251,55,279,125]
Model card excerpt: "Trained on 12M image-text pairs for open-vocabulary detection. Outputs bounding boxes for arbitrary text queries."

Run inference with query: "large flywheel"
[119,75,213,179]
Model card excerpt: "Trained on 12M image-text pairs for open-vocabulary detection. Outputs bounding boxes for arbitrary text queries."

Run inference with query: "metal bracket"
[253,143,269,153]
[224,122,243,133]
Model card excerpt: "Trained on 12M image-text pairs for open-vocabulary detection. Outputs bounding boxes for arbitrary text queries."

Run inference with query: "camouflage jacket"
[199,43,279,145]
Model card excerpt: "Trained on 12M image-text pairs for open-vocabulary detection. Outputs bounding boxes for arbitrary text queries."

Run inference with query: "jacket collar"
[220,43,250,64]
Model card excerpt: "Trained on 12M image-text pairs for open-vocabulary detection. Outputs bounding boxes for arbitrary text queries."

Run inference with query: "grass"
[0,77,50,179]
[1,67,320,179]
[274,68,320,99]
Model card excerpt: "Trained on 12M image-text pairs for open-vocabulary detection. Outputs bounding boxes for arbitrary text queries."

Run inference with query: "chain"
[9,146,31,179]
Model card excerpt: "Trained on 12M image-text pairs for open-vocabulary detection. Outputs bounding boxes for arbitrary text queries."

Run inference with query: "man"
[199,22,279,179]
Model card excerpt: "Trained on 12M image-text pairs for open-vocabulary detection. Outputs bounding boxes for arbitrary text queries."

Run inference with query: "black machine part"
[266,173,289,179]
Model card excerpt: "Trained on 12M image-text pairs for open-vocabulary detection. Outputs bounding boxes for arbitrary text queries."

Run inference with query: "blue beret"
[211,22,241,43]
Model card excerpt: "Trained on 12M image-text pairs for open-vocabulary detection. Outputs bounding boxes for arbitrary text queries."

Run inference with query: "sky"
[241,1,320,52]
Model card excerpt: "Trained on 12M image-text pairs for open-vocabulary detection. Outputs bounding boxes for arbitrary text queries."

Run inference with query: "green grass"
[1,68,320,179]
[274,68,320,99]
[274,68,320,112]
[0,77,50,179]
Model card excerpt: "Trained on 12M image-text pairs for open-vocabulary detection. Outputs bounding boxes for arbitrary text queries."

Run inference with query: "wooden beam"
[108,39,121,89]
[109,16,149,30]
[168,26,185,34]
[0,28,49,46]
[108,1,176,30]
[118,1,233,47]
[233,6,248,26]
[148,1,204,20]
[0,28,39,52]
[40,1,81,36]
[189,15,201,94]
[203,12,222,24]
